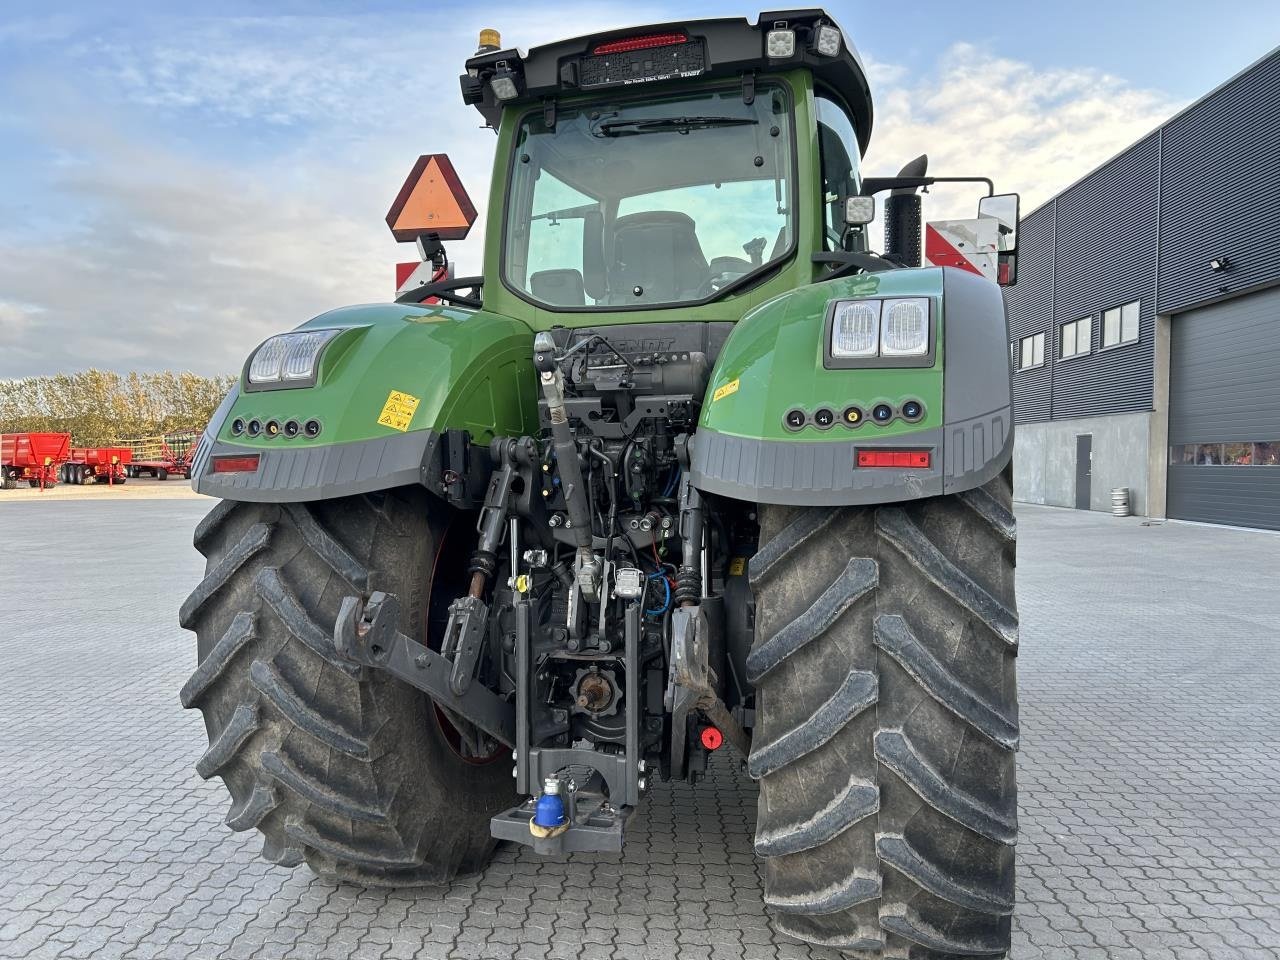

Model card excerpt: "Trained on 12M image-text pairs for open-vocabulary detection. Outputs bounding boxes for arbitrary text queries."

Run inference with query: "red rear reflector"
[700,726,724,751]
[593,33,687,55]
[857,450,931,469]
[211,454,261,474]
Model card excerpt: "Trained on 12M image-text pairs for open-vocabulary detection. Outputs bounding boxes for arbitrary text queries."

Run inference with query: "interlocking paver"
[1,498,1278,959]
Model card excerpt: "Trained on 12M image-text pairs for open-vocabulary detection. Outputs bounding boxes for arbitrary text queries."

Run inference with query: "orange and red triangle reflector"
[385,154,478,242]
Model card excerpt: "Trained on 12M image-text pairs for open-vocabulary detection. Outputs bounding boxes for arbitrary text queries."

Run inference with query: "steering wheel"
[707,256,754,291]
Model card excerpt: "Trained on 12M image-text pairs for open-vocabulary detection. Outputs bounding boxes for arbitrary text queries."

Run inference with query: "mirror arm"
[861,175,995,197]
[812,252,899,277]
[395,275,485,308]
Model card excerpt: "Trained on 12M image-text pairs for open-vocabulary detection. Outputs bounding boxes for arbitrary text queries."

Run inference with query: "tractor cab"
[428,12,875,321]
[404,11,1017,321]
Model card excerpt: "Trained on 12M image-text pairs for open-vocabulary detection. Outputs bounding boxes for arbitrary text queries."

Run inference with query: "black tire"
[179,487,515,885]
[28,479,39,488]
[1,473,16,490]
[115,473,127,485]
[748,470,1018,959]
[157,467,169,481]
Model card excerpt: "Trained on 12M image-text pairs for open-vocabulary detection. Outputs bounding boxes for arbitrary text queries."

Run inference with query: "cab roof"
[459,9,874,155]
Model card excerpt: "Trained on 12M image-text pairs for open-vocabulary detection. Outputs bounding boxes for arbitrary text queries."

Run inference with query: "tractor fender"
[191,303,537,502]
[690,266,1013,506]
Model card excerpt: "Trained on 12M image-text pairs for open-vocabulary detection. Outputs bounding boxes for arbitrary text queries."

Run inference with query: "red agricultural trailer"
[1,432,71,489]
[60,447,133,485]
[120,430,198,480]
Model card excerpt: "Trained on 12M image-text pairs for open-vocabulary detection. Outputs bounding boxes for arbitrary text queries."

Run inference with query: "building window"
[1102,301,1139,348]
[1015,333,1045,370]
[1170,442,1280,466]
[1060,317,1092,358]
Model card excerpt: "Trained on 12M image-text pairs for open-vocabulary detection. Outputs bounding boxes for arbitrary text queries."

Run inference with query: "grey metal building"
[1006,47,1280,529]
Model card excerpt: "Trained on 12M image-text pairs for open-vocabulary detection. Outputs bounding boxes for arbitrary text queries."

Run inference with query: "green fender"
[192,303,538,502]
[690,266,1013,505]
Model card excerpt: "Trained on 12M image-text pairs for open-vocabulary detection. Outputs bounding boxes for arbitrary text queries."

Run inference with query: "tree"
[0,371,236,445]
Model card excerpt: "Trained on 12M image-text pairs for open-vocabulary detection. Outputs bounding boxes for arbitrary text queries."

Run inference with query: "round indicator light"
[814,407,835,428]
[246,419,262,437]
[283,419,300,438]
[230,417,246,436]
[303,419,322,439]
[872,404,894,424]
[901,400,924,421]
[784,409,807,431]
[842,406,863,427]
[700,726,724,751]
[265,419,281,437]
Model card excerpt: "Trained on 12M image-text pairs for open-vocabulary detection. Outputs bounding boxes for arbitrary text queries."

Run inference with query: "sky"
[1,0,1277,377]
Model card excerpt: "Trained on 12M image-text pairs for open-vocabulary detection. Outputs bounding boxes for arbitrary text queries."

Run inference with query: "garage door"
[1167,284,1280,530]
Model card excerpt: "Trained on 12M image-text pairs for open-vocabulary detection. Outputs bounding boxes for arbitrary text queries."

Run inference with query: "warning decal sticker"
[712,378,740,403]
[377,390,421,432]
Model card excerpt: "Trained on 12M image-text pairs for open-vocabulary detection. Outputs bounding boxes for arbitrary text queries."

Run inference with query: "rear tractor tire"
[179,488,515,885]
[748,471,1018,959]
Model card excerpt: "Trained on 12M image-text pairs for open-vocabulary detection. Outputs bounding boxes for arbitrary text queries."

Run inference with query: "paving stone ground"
[1,498,1278,960]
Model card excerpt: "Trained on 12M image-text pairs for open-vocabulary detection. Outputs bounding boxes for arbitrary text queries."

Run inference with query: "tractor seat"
[608,211,710,304]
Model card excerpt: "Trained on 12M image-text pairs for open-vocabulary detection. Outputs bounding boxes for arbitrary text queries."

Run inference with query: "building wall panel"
[1158,52,1280,314]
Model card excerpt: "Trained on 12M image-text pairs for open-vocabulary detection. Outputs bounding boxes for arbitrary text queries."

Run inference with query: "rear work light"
[857,450,931,469]
[593,33,687,55]
[210,454,261,474]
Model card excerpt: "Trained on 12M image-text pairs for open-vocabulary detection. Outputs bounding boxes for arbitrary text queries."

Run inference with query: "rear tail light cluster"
[784,400,925,432]
[229,417,322,440]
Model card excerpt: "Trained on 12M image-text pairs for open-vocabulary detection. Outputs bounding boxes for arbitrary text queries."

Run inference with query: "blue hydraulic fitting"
[530,776,569,838]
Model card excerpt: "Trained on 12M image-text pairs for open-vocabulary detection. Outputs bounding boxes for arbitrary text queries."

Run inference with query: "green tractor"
[180,11,1020,957]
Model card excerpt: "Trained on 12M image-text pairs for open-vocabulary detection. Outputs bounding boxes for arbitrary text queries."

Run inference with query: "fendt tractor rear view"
[180,11,1022,958]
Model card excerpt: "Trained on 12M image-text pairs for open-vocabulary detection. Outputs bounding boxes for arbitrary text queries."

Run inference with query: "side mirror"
[843,195,875,226]
[978,193,1019,285]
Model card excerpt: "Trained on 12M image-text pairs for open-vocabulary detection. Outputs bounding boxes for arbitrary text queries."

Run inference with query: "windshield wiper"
[592,115,758,138]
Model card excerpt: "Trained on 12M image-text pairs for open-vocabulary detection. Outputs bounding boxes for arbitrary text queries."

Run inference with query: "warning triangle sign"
[385,154,478,242]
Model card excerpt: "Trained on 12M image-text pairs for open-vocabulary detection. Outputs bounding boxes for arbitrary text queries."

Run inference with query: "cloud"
[861,43,1184,221]
[0,301,41,350]
[0,4,656,377]
[0,15,1183,378]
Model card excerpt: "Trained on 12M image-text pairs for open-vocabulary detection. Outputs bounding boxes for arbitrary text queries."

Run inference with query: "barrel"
[1111,487,1131,517]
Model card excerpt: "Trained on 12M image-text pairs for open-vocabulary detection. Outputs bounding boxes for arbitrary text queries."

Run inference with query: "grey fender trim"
[191,407,440,504]
[941,406,1014,495]
[690,428,946,506]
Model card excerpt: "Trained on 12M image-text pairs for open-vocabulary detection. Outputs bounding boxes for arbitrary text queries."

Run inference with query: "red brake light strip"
[593,33,688,55]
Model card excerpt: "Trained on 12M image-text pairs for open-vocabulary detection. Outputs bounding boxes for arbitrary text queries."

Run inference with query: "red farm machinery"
[117,430,199,480]
[59,447,133,485]
[1,432,71,489]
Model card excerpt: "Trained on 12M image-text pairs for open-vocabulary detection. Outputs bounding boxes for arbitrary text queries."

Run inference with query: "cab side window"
[815,93,862,251]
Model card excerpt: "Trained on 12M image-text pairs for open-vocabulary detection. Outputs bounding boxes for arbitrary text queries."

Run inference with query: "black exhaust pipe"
[884,154,928,267]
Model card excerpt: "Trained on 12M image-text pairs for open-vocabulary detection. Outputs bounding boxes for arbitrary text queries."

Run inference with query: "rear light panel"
[579,36,706,89]
[210,454,261,474]
[857,450,931,469]
[593,33,688,55]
